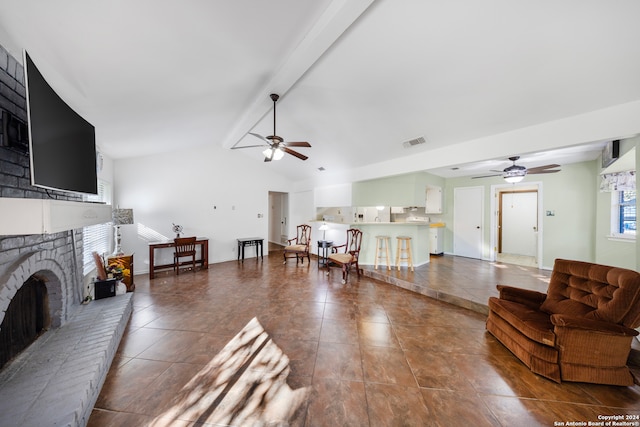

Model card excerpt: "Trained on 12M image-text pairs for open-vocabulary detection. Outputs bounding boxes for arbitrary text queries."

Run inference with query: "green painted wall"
[541,161,598,267]
[439,161,598,268]
[594,137,638,270]
[352,172,445,207]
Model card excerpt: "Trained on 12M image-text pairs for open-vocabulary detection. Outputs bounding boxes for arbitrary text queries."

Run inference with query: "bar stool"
[374,235,392,270]
[395,236,414,272]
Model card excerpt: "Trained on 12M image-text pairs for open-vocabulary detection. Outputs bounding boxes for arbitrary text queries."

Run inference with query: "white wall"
[96,149,115,188]
[112,144,291,272]
[289,190,314,235]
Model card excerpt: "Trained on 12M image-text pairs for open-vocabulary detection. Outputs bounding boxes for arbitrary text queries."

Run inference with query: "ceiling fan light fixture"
[273,147,284,160]
[502,157,527,183]
[503,170,526,183]
[262,147,285,161]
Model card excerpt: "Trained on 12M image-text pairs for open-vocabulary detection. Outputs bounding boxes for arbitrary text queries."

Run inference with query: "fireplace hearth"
[0,293,132,427]
[0,242,132,427]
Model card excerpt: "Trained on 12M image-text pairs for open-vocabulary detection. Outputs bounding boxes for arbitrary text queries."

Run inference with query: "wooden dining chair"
[283,224,312,265]
[174,236,197,275]
[326,228,363,284]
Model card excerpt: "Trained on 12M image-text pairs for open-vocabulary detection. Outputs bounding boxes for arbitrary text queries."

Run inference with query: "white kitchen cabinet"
[425,185,442,214]
[429,227,444,255]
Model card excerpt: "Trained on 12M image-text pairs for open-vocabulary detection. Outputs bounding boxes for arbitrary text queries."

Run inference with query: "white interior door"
[500,191,538,256]
[453,186,484,259]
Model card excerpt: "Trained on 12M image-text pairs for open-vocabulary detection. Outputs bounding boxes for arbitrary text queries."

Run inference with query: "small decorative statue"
[172,223,183,238]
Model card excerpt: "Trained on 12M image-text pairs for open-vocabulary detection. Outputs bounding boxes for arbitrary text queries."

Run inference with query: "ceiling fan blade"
[231,144,268,150]
[528,169,560,174]
[472,173,502,179]
[528,164,561,173]
[249,132,271,144]
[285,141,311,148]
[283,147,308,161]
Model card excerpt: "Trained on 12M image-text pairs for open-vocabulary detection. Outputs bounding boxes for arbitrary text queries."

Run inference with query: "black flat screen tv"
[24,50,98,195]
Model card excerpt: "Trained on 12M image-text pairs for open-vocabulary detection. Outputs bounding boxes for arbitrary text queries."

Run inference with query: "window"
[82,180,112,275]
[612,189,636,238]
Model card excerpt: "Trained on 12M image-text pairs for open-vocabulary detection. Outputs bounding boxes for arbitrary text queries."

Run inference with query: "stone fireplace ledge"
[0,293,133,427]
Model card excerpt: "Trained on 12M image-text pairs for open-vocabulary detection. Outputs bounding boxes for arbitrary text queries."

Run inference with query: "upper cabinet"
[425,185,443,214]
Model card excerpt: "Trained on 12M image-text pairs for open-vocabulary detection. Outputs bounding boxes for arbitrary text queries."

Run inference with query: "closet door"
[453,186,484,259]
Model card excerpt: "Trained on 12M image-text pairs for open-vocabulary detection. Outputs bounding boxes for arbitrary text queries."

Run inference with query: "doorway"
[491,183,542,268]
[268,192,288,247]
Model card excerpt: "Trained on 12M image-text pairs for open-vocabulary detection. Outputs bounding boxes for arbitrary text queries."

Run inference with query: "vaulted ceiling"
[1,0,639,184]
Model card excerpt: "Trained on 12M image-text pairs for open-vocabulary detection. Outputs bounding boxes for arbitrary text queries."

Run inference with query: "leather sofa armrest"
[551,314,639,336]
[496,285,547,309]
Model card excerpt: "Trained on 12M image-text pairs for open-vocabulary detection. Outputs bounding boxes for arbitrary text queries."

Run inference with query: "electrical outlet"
[257,213,263,218]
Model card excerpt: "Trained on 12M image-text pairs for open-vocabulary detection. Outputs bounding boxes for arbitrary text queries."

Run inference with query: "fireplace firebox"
[0,275,50,369]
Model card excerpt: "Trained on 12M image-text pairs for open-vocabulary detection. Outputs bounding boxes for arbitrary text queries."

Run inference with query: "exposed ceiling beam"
[222,0,376,149]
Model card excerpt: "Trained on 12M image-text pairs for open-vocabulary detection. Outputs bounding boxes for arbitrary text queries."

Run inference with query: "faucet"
[375,217,380,222]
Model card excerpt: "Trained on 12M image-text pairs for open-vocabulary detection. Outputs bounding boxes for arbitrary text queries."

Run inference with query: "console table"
[148,237,209,279]
[237,237,264,262]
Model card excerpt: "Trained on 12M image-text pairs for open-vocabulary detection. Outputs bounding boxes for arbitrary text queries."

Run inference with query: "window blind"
[82,180,112,275]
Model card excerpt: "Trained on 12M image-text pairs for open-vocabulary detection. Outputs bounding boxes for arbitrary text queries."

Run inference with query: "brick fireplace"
[0,45,132,426]
[0,43,85,357]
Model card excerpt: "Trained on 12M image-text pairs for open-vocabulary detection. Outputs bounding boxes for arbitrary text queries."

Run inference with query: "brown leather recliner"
[486,258,640,386]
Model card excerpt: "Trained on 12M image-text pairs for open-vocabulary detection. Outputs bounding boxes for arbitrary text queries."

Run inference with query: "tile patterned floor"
[88,252,640,426]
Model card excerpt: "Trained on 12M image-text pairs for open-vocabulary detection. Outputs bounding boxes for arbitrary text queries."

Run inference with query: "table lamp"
[112,208,134,255]
[319,223,329,241]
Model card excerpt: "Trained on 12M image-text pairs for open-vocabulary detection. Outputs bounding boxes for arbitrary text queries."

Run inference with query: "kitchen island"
[335,221,445,267]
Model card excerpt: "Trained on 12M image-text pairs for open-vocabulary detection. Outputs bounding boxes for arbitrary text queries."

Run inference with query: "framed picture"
[601,140,620,168]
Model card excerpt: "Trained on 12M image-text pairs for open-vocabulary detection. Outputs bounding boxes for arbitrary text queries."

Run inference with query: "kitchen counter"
[346,222,439,267]
[350,221,430,225]
[312,220,446,267]
[318,220,439,226]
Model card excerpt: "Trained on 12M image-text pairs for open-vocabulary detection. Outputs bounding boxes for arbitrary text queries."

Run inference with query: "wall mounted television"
[23,50,98,195]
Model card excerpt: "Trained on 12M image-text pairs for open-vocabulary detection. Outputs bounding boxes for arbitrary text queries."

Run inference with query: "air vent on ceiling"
[402,136,426,148]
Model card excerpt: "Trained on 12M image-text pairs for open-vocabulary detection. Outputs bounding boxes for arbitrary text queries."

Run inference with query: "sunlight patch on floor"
[148,317,309,426]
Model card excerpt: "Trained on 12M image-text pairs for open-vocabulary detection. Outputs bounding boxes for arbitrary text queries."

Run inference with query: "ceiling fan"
[472,156,561,183]
[232,93,311,162]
